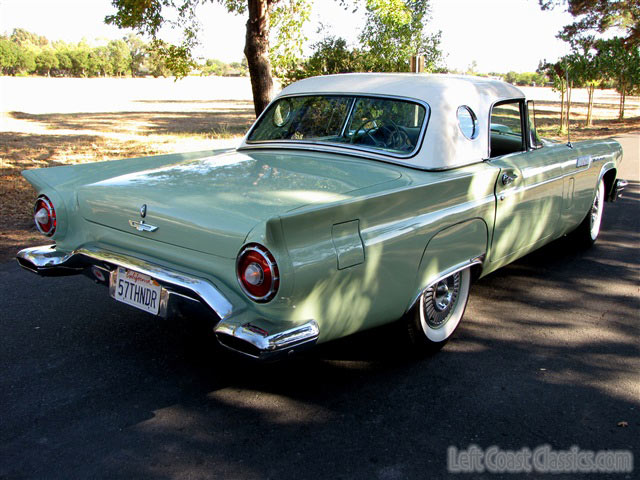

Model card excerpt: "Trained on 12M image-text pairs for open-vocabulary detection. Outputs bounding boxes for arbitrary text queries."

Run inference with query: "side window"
[489,100,525,158]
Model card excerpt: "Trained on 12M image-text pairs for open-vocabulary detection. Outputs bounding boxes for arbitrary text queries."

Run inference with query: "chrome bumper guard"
[215,319,320,361]
[16,245,319,360]
[610,178,628,201]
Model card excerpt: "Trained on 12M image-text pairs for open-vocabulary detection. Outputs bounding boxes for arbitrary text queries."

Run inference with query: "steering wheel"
[350,119,413,151]
[380,124,413,151]
[368,123,413,151]
[350,119,381,145]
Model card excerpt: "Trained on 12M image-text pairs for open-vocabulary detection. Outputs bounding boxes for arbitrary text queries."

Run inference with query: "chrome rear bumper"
[16,245,319,360]
[610,178,628,201]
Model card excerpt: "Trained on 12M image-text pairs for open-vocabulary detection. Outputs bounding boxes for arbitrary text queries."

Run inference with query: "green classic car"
[17,74,627,359]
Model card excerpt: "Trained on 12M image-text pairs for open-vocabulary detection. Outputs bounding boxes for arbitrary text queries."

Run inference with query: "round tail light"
[34,195,57,236]
[236,244,279,302]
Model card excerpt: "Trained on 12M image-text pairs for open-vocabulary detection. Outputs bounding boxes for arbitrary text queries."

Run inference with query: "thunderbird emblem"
[129,220,158,232]
[140,204,147,218]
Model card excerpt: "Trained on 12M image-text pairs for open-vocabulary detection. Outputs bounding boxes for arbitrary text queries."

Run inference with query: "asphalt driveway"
[1,138,638,479]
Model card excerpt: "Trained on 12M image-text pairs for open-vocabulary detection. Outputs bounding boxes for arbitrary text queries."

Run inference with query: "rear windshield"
[247,95,428,156]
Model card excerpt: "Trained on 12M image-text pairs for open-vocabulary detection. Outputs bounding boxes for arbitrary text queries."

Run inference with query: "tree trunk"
[586,85,594,127]
[566,82,573,132]
[619,82,626,120]
[244,0,274,117]
[559,81,565,130]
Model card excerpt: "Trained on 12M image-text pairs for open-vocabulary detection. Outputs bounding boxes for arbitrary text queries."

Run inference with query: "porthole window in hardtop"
[248,95,428,156]
[457,106,478,139]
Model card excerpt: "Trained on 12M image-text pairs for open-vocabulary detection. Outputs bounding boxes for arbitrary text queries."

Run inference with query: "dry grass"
[1,78,638,262]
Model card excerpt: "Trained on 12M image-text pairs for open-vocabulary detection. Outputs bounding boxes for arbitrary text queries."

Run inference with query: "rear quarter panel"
[259,162,501,343]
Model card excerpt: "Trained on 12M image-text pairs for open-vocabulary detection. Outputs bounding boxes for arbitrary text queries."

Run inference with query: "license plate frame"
[111,266,162,315]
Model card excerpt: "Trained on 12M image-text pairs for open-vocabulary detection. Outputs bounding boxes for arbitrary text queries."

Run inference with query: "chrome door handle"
[501,172,518,186]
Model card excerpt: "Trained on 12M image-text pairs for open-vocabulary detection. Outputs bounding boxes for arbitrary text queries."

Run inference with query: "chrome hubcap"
[423,273,461,329]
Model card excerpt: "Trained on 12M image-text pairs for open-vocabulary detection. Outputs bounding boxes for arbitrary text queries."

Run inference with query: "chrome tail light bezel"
[33,195,57,237]
[236,243,280,303]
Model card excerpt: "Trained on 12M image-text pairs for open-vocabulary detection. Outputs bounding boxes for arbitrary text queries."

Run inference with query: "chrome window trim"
[243,92,431,160]
[457,105,479,140]
[486,97,526,159]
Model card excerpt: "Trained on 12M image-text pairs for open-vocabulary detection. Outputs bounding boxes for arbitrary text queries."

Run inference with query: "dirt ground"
[1,77,639,262]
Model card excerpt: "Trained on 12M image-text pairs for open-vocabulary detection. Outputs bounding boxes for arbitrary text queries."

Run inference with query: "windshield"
[247,95,428,156]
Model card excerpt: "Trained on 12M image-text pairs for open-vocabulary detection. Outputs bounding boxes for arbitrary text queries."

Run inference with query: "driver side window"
[490,100,525,158]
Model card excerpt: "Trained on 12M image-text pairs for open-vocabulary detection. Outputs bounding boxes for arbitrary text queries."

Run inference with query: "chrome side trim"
[17,244,234,321]
[215,319,320,360]
[407,257,484,313]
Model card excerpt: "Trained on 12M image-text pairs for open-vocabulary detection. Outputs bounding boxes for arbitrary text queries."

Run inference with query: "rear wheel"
[572,178,605,246]
[407,267,471,352]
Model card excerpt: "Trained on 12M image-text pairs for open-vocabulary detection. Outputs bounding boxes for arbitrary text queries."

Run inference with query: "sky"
[0,0,578,73]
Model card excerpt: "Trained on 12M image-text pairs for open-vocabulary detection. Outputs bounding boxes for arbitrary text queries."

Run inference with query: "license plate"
[112,267,162,315]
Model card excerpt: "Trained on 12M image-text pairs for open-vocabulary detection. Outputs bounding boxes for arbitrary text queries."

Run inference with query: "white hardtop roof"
[241,73,527,170]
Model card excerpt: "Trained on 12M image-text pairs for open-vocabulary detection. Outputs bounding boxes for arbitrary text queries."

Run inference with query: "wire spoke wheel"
[422,272,461,329]
[408,267,472,351]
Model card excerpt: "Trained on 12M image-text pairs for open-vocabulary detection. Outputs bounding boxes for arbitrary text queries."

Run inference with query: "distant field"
[1,76,639,261]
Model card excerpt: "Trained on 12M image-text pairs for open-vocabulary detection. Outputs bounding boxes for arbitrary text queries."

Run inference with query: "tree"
[268,0,311,78]
[105,0,313,116]
[539,60,569,131]
[539,0,639,47]
[54,45,73,76]
[14,47,37,75]
[88,46,113,76]
[124,33,148,76]
[284,35,365,84]
[359,0,443,72]
[0,38,19,75]
[566,37,600,126]
[596,37,640,120]
[108,39,132,76]
[35,49,59,76]
[10,28,49,48]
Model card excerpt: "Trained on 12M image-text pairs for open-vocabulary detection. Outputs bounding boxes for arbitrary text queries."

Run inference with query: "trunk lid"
[78,149,402,257]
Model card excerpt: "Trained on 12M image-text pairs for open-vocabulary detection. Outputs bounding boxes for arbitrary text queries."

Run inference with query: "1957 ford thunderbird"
[17,74,627,359]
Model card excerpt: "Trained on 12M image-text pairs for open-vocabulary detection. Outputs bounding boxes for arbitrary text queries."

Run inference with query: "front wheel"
[406,267,472,352]
[572,178,605,246]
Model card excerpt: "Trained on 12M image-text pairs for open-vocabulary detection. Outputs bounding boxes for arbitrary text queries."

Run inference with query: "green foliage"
[539,0,639,47]
[10,28,49,48]
[269,0,312,78]
[0,38,20,75]
[108,39,132,76]
[124,33,148,76]
[596,37,640,118]
[0,28,184,78]
[504,71,547,86]
[200,58,248,76]
[105,0,312,80]
[34,49,59,76]
[283,36,365,85]
[359,0,443,72]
